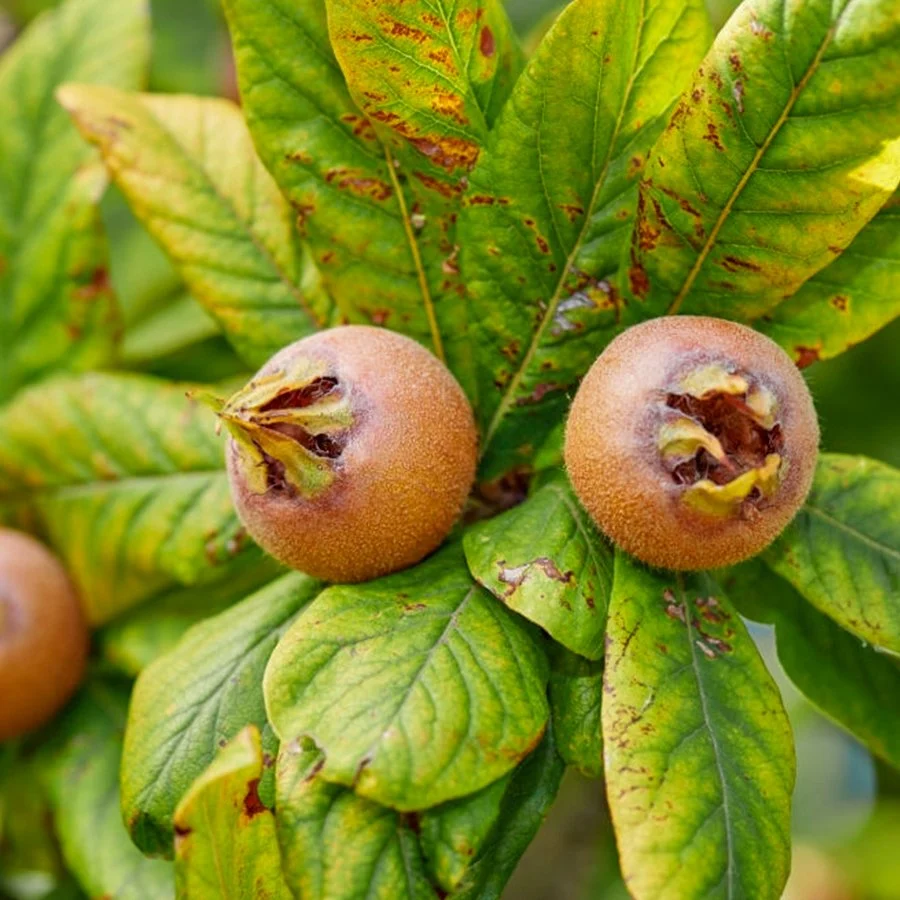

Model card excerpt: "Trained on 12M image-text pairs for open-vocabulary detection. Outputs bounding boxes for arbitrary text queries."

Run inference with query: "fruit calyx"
[215,357,355,498]
[657,363,785,518]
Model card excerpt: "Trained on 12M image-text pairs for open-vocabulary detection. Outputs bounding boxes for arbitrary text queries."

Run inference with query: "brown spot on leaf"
[629,263,650,299]
[516,382,564,406]
[431,88,469,125]
[386,20,429,42]
[469,194,496,205]
[831,294,848,311]
[559,202,584,222]
[348,31,374,42]
[456,7,482,28]
[667,100,690,131]
[410,136,479,171]
[428,47,456,73]
[412,170,460,198]
[702,122,725,152]
[750,18,774,40]
[303,756,325,783]
[421,11,442,28]
[536,235,550,254]
[794,346,821,368]
[497,557,575,593]
[729,53,742,72]
[638,218,662,252]
[480,25,495,57]
[325,167,393,201]
[74,267,111,301]
[721,255,761,273]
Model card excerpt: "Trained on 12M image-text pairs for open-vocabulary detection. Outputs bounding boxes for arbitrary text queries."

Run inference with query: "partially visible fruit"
[565,316,819,570]
[222,326,478,583]
[0,529,88,740]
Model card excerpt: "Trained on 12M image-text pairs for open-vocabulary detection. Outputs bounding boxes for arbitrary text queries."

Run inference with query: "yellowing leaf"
[603,554,794,900]
[173,727,292,900]
[0,0,149,402]
[626,0,900,319]
[58,85,333,367]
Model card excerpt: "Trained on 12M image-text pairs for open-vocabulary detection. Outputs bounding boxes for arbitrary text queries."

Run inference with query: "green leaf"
[452,724,566,900]
[763,453,900,656]
[626,0,900,319]
[40,680,174,900]
[173,726,292,900]
[0,0,149,402]
[464,470,612,660]
[57,85,333,368]
[548,645,604,778]
[603,553,794,900]
[102,187,183,328]
[98,553,283,676]
[224,0,517,392]
[0,753,65,889]
[460,0,711,476]
[755,190,900,367]
[0,372,245,624]
[122,572,321,858]
[275,742,435,900]
[121,291,221,368]
[419,773,511,893]
[723,559,900,770]
[264,544,550,811]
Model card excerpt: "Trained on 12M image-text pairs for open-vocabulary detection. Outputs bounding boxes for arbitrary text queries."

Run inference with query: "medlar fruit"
[565,316,819,570]
[0,529,88,740]
[222,326,478,583]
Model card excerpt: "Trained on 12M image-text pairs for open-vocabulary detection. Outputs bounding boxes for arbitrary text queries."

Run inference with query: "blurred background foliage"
[0,0,897,898]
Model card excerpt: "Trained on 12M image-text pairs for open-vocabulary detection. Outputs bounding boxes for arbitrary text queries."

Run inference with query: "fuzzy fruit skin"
[227,326,478,582]
[0,529,88,740]
[564,316,819,571]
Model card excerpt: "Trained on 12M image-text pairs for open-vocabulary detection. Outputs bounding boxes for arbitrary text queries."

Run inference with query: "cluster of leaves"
[0,0,899,898]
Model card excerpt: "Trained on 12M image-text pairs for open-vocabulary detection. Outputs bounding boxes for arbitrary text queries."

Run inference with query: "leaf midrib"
[328,0,501,366]
[354,584,479,781]
[384,144,446,363]
[803,503,900,562]
[679,574,735,897]
[0,468,225,506]
[481,0,647,455]
[666,11,844,314]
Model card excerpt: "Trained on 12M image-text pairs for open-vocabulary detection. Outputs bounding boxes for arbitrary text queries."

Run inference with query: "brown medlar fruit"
[222,326,478,583]
[564,316,819,570]
[0,529,88,740]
